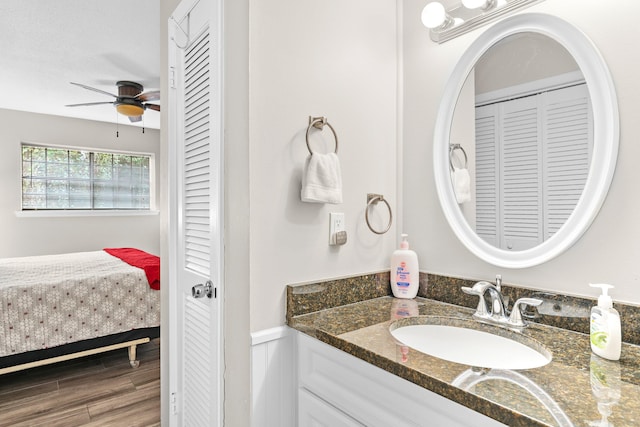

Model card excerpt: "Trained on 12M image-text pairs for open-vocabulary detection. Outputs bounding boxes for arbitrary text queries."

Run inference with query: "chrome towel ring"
[306,116,338,155]
[449,143,468,171]
[365,193,392,235]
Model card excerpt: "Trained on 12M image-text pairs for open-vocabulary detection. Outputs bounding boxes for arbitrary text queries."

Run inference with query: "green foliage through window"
[22,144,151,210]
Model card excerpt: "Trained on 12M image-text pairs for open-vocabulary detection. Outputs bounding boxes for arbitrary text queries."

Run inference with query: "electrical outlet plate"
[329,212,346,245]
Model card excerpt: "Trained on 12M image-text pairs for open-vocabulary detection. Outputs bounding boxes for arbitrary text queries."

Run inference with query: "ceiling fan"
[66,81,160,122]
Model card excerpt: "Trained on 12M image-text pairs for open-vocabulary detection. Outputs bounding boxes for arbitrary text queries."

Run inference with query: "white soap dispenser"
[390,234,419,299]
[589,284,621,361]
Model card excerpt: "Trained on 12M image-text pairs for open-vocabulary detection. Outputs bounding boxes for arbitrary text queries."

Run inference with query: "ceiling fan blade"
[129,115,143,123]
[65,101,114,107]
[145,103,161,112]
[70,82,117,98]
[137,91,160,102]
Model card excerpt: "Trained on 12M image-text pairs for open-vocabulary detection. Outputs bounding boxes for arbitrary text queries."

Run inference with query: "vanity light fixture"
[421,2,454,30]
[461,0,495,10]
[422,0,545,43]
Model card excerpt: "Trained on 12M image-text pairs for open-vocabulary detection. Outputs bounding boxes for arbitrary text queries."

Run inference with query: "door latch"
[192,280,214,299]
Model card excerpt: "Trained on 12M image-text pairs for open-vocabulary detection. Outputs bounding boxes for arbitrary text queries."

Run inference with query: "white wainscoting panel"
[251,325,296,427]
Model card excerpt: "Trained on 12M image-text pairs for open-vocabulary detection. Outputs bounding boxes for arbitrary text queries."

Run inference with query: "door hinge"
[169,67,176,89]
[170,391,179,415]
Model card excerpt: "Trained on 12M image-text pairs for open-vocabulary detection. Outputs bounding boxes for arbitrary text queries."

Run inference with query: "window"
[21,144,152,211]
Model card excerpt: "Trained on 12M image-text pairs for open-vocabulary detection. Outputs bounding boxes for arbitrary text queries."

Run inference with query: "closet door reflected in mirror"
[451,32,593,251]
[433,13,618,268]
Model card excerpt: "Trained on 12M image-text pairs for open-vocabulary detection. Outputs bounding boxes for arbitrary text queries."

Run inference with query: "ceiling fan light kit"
[66,80,160,123]
[117,80,144,97]
[115,99,145,117]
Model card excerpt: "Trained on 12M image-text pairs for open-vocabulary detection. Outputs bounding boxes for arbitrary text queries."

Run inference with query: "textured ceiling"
[0,1,161,129]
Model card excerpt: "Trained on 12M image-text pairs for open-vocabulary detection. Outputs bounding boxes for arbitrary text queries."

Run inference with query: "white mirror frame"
[433,13,619,268]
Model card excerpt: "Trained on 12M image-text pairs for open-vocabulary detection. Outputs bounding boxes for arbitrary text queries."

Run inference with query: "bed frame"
[0,326,160,375]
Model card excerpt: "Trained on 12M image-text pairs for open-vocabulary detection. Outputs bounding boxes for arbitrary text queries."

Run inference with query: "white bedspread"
[0,251,160,357]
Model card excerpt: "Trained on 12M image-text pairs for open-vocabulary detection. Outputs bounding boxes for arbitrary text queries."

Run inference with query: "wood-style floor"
[0,339,160,427]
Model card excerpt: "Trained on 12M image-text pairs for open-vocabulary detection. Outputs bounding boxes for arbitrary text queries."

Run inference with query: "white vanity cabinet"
[297,332,507,427]
[299,388,365,427]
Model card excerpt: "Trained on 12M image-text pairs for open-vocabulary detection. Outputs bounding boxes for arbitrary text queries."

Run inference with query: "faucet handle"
[509,298,542,327]
[462,286,489,317]
[461,286,480,296]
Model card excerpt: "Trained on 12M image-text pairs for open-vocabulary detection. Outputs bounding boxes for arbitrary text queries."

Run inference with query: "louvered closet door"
[168,0,222,426]
[474,105,500,247]
[499,95,543,251]
[474,83,591,251]
[542,84,592,239]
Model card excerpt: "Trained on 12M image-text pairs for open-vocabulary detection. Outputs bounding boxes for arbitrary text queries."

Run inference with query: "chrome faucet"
[462,275,542,328]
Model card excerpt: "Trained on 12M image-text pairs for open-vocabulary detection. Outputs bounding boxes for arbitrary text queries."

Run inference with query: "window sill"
[15,210,160,218]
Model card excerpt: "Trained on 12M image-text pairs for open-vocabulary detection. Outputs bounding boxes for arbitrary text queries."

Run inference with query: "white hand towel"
[451,167,471,204]
[301,152,343,204]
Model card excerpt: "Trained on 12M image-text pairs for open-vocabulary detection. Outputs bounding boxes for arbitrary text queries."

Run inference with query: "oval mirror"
[433,13,618,268]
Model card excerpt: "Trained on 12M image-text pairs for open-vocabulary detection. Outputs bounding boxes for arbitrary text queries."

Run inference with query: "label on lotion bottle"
[390,234,419,299]
[396,262,411,290]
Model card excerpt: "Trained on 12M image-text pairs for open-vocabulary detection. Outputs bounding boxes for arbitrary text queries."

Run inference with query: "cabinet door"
[299,389,364,427]
[298,332,507,427]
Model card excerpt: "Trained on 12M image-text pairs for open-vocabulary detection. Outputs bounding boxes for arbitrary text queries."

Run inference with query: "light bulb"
[421,2,447,29]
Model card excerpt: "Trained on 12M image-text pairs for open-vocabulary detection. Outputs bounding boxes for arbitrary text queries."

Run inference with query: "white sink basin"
[390,319,551,370]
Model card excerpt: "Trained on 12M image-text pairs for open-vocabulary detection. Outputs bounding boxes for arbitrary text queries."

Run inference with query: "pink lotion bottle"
[390,234,419,299]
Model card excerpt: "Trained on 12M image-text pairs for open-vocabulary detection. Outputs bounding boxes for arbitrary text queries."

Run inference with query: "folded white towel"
[451,167,471,204]
[301,152,343,204]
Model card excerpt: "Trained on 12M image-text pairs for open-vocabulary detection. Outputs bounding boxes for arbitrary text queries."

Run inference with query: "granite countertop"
[287,285,640,427]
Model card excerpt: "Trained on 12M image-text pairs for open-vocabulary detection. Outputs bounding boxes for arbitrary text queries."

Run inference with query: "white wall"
[403,1,640,304]
[222,0,252,424]
[247,2,399,423]
[474,32,579,94]
[249,0,399,331]
[0,108,161,258]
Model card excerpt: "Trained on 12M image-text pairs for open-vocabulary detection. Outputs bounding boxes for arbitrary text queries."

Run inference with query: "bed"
[0,248,160,374]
